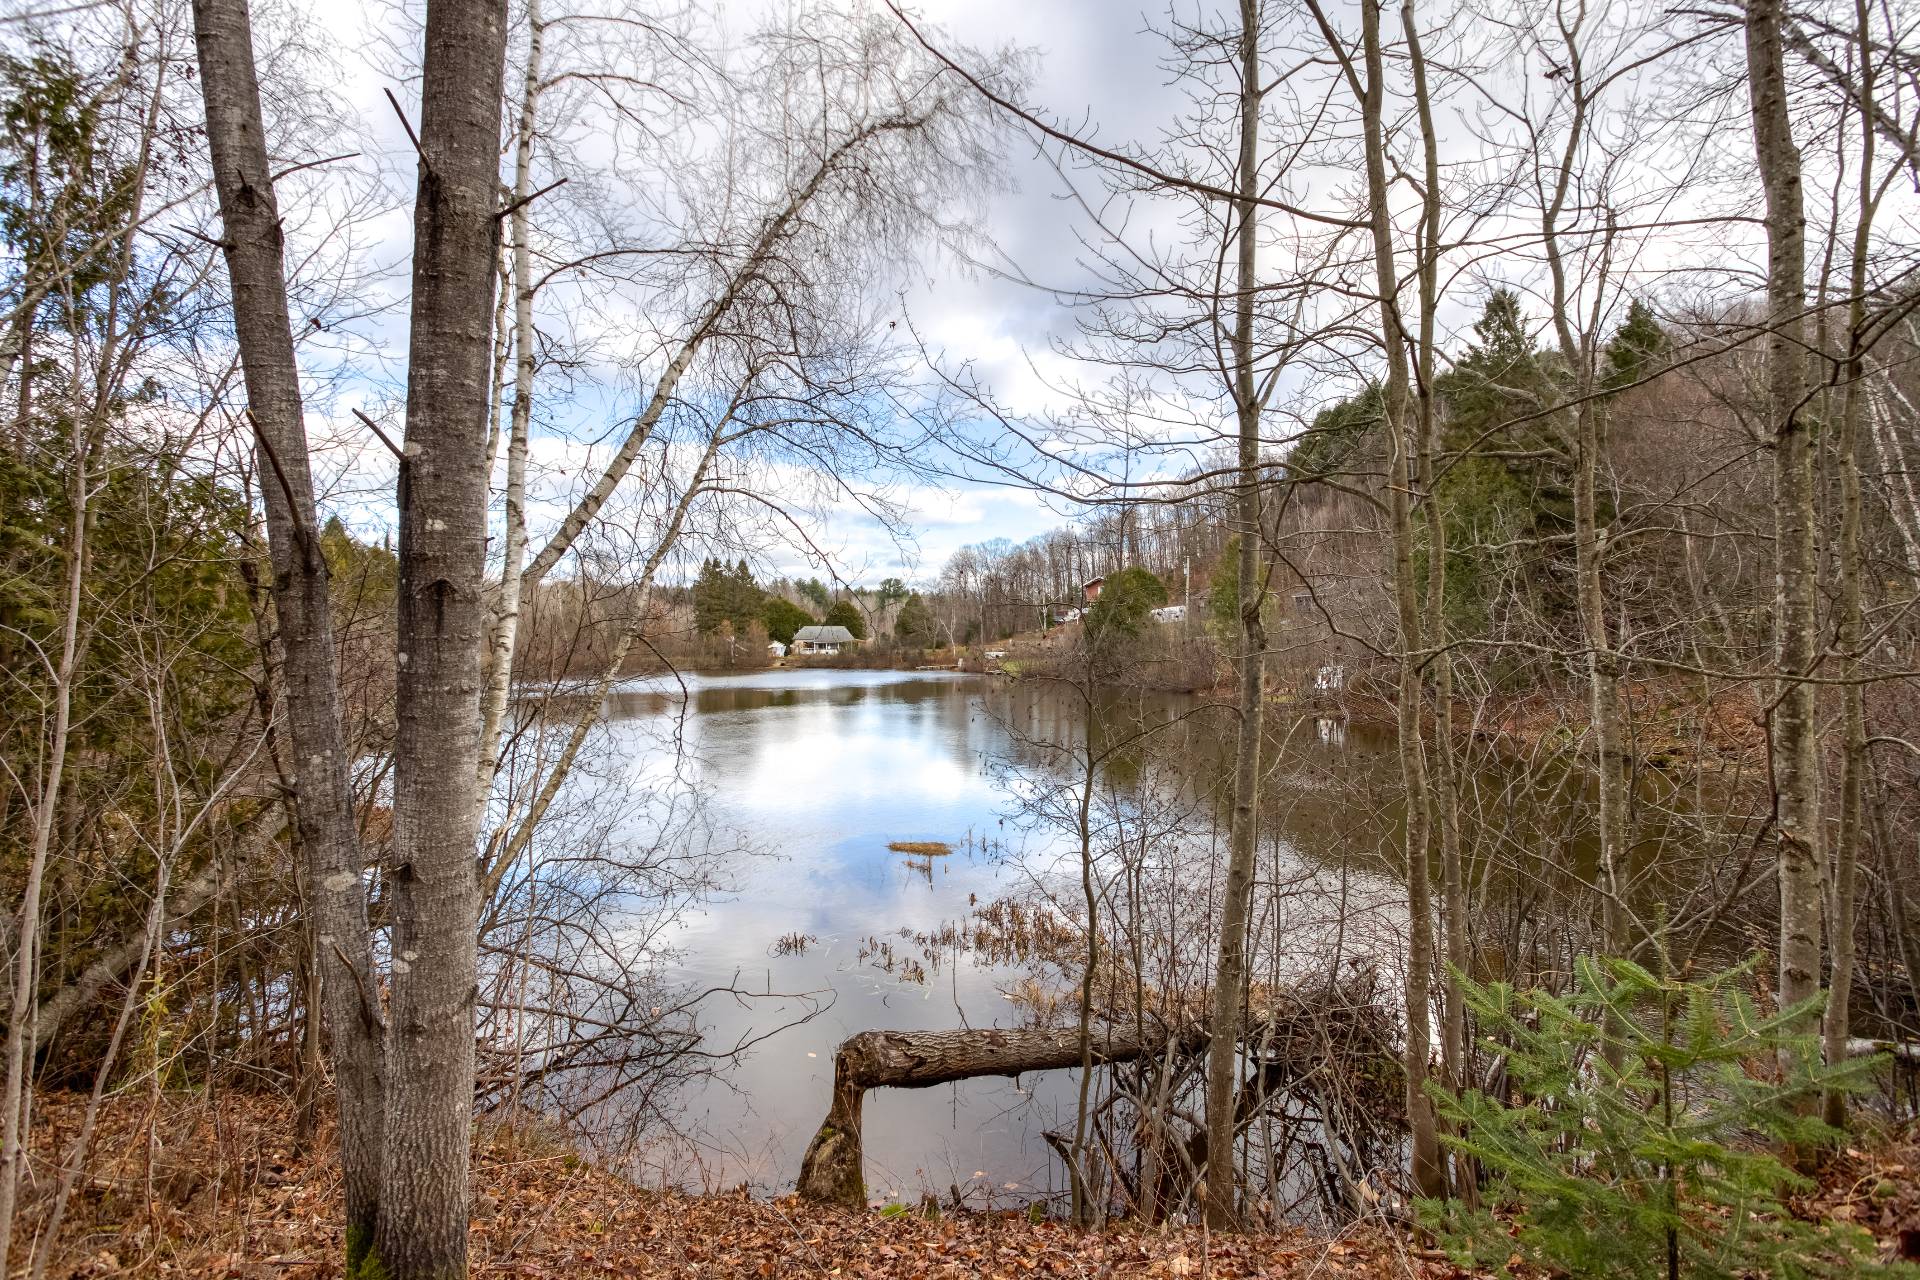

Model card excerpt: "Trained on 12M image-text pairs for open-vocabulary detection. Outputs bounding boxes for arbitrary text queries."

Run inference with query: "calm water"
[568,666,1706,1204]
[598,669,1091,1204]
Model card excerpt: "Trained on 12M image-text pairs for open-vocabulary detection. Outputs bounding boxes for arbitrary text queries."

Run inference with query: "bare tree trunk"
[1203,0,1266,1230]
[476,0,545,805]
[7,132,39,455]
[1068,665,1101,1227]
[1402,0,1471,1203]
[478,409,733,902]
[0,392,87,1266]
[1823,0,1877,1129]
[189,1,388,1261]
[372,2,509,1272]
[1530,25,1632,983]
[1401,0,1464,1086]
[1744,0,1824,1058]
[1356,0,1445,1200]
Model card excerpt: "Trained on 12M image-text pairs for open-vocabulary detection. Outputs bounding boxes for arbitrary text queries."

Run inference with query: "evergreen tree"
[1085,565,1166,641]
[693,557,765,635]
[1288,382,1382,478]
[1423,957,1893,1280]
[1604,298,1671,390]
[797,576,831,612]
[893,592,938,648]
[1428,290,1571,642]
[2,54,143,356]
[823,598,866,639]
[762,595,814,646]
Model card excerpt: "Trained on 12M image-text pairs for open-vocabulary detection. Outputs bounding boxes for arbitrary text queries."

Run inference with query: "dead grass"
[886,840,953,856]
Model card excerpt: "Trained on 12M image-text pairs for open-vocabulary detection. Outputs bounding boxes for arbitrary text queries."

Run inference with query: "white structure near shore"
[791,625,857,655]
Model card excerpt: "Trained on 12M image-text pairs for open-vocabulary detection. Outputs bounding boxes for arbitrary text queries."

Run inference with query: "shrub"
[1421,955,1897,1280]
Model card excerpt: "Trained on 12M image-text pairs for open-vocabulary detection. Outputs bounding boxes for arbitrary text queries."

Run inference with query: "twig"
[246,410,317,573]
[271,152,360,183]
[173,224,232,252]
[352,408,405,461]
[332,940,388,1035]
[496,177,568,222]
[384,88,429,171]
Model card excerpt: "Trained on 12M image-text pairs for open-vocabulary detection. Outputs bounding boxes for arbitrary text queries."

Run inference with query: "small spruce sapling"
[1418,955,1901,1280]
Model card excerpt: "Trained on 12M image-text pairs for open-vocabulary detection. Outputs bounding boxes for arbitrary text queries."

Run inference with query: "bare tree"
[1201,0,1272,1231]
[189,0,388,1257]
[1744,0,1824,1067]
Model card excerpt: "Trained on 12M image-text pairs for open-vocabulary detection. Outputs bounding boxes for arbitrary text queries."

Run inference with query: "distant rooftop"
[793,625,856,644]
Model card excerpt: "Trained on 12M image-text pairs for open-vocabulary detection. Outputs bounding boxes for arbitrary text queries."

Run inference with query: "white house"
[1150,604,1188,624]
[768,640,788,658]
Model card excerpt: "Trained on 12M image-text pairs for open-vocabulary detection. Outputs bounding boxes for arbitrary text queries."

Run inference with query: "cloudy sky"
[283,0,1262,585]
[284,0,1812,587]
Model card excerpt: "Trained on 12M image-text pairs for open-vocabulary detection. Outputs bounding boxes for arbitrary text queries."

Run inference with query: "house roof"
[793,625,856,644]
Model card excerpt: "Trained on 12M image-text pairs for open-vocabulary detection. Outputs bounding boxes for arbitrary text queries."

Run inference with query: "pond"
[570,669,1405,1205]
[594,669,1094,1205]
[563,666,1737,1207]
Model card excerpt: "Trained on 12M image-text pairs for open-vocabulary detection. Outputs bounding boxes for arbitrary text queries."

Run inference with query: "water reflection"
[601,670,1083,1202]
[574,667,1730,1203]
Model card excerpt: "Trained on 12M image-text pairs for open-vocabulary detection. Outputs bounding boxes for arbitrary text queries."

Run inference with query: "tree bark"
[475,0,545,805]
[1744,0,1825,1061]
[1068,678,1101,1226]
[1355,0,1445,1200]
[1823,0,1877,1129]
[373,0,509,1273]
[797,1026,1172,1210]
[1402,0,1471,1202]
[189,2,389,1261]
[1202,0,1266,1232]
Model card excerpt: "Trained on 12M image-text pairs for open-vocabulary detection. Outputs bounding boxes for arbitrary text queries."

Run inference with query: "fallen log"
[794,975,1404,1211]
[796,1025,1183,1208]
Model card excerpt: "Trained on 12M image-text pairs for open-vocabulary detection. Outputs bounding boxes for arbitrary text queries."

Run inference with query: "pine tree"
[893,592,937,648]
[693,557,765,635]
[823,598,866,639]
[1604,298,1671,390]
[762,595,814,645]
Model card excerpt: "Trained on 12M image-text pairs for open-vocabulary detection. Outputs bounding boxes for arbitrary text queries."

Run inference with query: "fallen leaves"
[43,1090,1907,1278]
